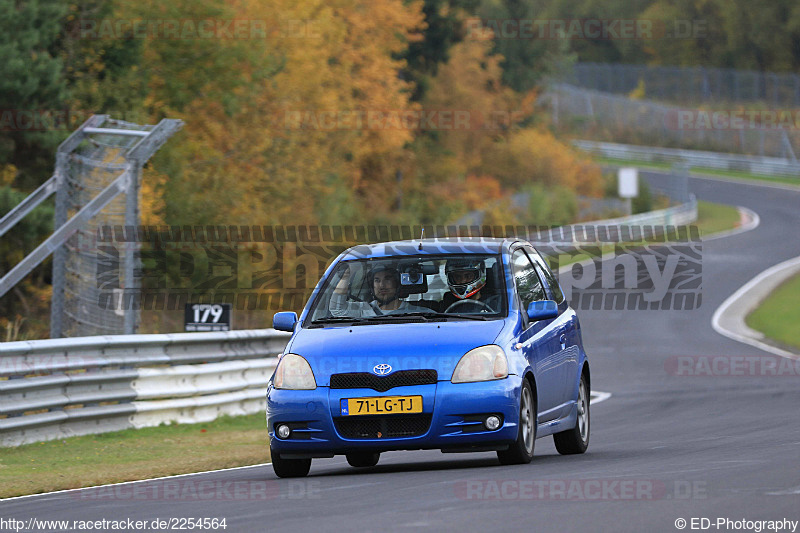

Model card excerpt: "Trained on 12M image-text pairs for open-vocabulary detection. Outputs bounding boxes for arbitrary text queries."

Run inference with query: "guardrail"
[529,192,697,245]
[573,140,800,178]
[0,330,289,446]
[567,194,697,235]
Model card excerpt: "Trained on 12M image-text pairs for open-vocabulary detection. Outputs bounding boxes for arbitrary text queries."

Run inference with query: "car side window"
[525,247,565,304]
[512,249,546,311]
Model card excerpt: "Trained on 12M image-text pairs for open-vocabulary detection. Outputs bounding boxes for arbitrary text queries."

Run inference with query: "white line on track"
[682,170,800,359]
[590,391,612,405]
[766,484,800,496]
[711,255,800,360]
[0,462,273,503]
[701,206,760,241]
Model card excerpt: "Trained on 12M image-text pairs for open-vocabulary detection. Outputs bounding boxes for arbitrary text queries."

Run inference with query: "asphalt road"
[2,175,799,533]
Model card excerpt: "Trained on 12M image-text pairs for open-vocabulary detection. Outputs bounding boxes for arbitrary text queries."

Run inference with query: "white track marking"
[0,462,272,503]
[712,255,800,360]
[702,206,760,241]
[766,484,800,496]
[590,391,612,405]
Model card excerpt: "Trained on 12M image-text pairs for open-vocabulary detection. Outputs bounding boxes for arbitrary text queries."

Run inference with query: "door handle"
[559,334,567,349]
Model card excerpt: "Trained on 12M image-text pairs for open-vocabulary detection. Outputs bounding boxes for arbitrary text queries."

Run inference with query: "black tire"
[553,373,590,455]
[271,448,312,478]
[497,379,536,465]
[346,452,380,467]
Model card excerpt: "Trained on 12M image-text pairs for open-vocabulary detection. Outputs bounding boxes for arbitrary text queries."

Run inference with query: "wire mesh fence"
[47,117,182,338]
[544,83,800,160]
[59,120,154,337]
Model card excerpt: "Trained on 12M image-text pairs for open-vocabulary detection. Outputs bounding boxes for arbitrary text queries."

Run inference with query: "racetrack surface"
[2,175,799,532]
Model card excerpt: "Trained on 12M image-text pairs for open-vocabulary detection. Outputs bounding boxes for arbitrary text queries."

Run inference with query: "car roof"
[338,237,529,260]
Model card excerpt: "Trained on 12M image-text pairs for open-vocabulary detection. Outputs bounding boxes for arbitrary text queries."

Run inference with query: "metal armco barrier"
[0,330,289,446]
[573,140,800,178]
[529,195,698,245]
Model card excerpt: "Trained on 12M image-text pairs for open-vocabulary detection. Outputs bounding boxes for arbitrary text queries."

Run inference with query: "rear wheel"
[346,452,380,467]
[553,373,590,455]
[497,379,536,465]
[271,447,312,478]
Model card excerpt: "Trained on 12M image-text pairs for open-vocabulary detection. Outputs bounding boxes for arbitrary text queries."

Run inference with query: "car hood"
[287,320,508,385]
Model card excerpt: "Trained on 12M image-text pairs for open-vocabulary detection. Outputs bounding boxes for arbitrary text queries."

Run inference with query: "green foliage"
[477,0,557,92]
[402,0,481,100]
[0,186,54,261]
[59,0,147,120]
[0,186,54,333]
[543,0,800,73]
[631,180,652,214]
[0,0,68,189]
[523,183,578,227]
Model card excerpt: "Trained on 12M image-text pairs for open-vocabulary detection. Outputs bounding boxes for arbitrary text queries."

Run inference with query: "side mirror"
[273,311,298,332]
[527,300,558,322]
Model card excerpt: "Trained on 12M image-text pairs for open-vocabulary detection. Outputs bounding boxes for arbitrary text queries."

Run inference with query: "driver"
[330,264,427,317]
[439,258,498,313]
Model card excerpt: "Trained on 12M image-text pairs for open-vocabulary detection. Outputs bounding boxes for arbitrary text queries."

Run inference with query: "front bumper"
[267,377,520,456]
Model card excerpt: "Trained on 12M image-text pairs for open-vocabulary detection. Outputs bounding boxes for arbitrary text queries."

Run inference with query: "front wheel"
[271,447,312,478]
[497,380,536,465]
[553,373,590,455]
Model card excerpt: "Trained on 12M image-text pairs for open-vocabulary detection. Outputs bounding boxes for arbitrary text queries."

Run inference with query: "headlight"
[451,345,508,383]
[274,354,317,390]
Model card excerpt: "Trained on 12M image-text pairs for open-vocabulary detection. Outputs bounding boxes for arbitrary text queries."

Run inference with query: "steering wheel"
[445,298,495,314]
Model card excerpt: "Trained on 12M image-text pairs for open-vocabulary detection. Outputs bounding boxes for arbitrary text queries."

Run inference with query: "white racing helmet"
[445,258,486,299]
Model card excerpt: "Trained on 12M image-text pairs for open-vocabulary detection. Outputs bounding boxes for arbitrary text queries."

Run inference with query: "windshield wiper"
[373,311,492,321]
[309,312,491,327]
[310,316,371,326]
[434,312,491,321]
[366,312,444,321]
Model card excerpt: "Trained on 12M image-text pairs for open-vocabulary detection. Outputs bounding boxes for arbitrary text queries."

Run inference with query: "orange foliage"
[110,0,597,228]
[117,0,424,225]
[461,175,505,210]
[484,129,603,197]
[413,34,601,226]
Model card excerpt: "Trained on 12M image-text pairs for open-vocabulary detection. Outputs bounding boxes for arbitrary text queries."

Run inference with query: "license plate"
[340,396,423,416]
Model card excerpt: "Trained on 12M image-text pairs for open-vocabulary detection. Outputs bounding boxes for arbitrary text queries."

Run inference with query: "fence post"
[781,130,798,163]
[123,161,142,335]
[795,74,800,107]
[552,93,559,127]
[49,152,68,339]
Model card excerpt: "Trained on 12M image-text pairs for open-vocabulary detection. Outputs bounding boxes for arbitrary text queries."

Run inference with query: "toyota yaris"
[267,238,590,477]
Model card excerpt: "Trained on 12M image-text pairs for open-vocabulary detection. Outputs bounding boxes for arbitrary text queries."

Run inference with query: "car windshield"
[306,254,506,325]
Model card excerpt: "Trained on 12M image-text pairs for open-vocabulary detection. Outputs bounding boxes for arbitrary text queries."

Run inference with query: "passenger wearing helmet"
[445,258,487,299]
[439,258,498,313]
[329,263,427,317]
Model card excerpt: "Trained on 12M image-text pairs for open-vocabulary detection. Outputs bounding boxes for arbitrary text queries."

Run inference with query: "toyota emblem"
[373,363,392,375]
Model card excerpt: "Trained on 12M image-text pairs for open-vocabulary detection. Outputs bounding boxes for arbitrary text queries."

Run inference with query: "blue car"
[267,238,590,477]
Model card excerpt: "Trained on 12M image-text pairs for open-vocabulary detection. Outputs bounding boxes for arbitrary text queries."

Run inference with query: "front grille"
[334,414,432,439]
[330,370,437,392]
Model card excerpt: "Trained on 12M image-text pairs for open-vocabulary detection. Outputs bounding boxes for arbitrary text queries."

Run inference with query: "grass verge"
[694,200,742,237]
[0,414,269,499]
[745,272,800,351]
